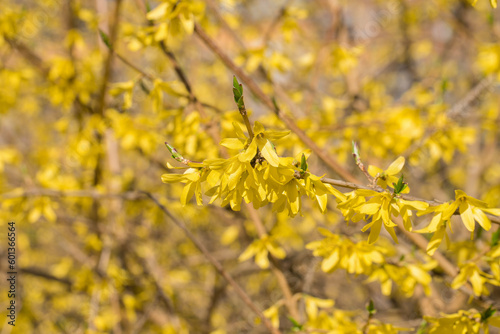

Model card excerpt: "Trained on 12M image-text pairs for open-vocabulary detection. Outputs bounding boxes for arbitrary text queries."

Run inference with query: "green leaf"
[492,230,500,247]
[393,175,408,195]
[367,300,376,315]
[165,142,183,161]
[300,153,308,172]
[481,306,496,322]
[416,320,428,334]
[233,76,243,95]
[232,76,244,108]
[352,141,359,157]
[99,29,111,49]
[441,78,449,94]
[288,317,303,331]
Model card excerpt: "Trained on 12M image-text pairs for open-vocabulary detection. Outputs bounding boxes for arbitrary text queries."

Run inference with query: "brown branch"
[113,54,224,113]
[20,266,73,286]
[447,75,494,119]
[95,0,123,116]
[244,203,300,320]
[0,189,146,200]
[5,38,48,76]
[193,22,359,184]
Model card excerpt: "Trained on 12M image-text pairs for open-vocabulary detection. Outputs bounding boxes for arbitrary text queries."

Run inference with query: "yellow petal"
[161,174,184,183]
[239,139,257,162]
[321,249,339,272]
[266,242,286,259]
[253,121,265,135]
[426,225,446,256]
[459,201,475,232]
[385,225,398,243]
[483,208,500,216]
[385,156,405,175]
[473,208,491,231]
[285,181,300,215]
[179,12,194,35]
[491,0,498,8]
[220,138,245,150]
[368,220,383,244]
[316,194,328,213]
[408,265,431,285]
[207,170,222,187]
[220,225,239,245]
[357,202,380,215]
[154,22,169,41]
[232,122,246,139]
[146,3,169,20]
[305,298,318,320]
[255,249,270,268]
[259,138,280,167]
[43,204,57,222]
[415,212,443,233]
[451,270,468,290]
[469,269,484,296]
[489,316,500,328]
[239,243,258,262]
[455,189,467,199]
[264,130,290,140]
[399,199,429,211]
[195,182,203,205]
[355,189,380,197]
[181,182,196,206]
[368,165,383,178]
[313,297,334,308]
[443,201,459,220]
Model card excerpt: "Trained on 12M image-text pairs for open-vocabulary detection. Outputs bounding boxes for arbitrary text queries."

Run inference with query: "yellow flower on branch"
[238,234,286,269]
[365,259,437,297]
[306,228,389,275]
[415,191,500,255]
[368,156,408,192]
[426,309,500,334]
[162,122,339,215]
[161,168,206,206]
[451,263,500,296]
[344,189,428,244]
[452,190,499,232]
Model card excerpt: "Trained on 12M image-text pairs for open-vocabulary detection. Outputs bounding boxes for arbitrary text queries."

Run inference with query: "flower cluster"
[162,121,340,216]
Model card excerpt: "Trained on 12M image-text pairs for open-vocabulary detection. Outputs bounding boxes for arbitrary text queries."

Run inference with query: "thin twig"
[193,22,359,184]
[143,192,281,334]
[245,203,300,320]
[0,189,146,200]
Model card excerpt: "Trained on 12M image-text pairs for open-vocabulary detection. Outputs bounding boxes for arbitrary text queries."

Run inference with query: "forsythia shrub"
[2,0,500,333]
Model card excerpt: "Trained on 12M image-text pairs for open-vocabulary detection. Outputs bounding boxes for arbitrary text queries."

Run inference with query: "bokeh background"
[1,0,500,333]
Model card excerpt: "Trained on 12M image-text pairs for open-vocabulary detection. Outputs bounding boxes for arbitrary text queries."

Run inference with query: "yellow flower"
[238,235,286,269]
[161,168,205,206]
[415,192,500,254]
[353,190,398,244]
[365,259,436,297]
[368,156,409,192]
[425,309,500,334]
[306,228,388,275]
[451,263,500,296]
[303,295,334,320]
